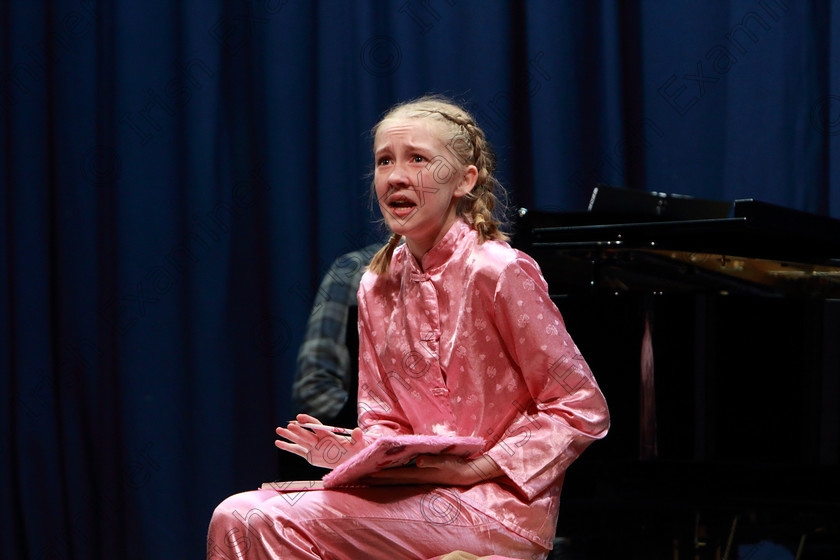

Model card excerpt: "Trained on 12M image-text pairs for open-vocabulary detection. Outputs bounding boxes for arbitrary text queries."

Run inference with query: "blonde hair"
[368,95,508,275]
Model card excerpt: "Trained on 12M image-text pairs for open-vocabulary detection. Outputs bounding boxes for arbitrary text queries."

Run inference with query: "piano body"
[514,187,840,558]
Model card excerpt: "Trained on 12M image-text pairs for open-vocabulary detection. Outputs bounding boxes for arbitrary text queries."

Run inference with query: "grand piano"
[514,186,840,559]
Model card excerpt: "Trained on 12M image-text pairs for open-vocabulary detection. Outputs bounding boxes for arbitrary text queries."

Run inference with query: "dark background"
[2,1,839,559]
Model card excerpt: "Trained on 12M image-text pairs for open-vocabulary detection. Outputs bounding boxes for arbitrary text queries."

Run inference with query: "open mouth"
[386,195,418,219]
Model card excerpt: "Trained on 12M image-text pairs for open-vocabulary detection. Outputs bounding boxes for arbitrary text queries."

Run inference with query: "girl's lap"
[210,487,545,560]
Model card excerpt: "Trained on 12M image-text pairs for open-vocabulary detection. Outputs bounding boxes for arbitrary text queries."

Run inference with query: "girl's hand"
[274,414,366,469]
[362,454,503,486]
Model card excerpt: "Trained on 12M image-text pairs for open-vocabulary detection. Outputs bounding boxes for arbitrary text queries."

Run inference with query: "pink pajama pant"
[206,486,547,560]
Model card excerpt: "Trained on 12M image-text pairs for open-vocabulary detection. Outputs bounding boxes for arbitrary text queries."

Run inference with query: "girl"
[207,96,609,560]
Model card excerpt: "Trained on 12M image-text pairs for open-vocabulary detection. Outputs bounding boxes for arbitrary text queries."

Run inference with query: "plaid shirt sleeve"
[292,243,381,422]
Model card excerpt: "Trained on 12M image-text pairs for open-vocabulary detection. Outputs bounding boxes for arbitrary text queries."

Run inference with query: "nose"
[387,160,412,187]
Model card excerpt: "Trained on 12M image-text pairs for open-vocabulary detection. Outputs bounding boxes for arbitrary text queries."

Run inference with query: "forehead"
[374,117,449,150]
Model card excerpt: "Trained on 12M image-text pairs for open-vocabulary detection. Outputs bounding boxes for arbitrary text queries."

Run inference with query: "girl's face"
[373,116,477,261]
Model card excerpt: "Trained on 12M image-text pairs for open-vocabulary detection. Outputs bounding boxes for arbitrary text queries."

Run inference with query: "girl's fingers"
[276,425,316,452]
[276,420,366,469]
[283,422,317,441]
[275,425,297,440]
[296,413,320,425]
[350,428,365,447]
[414,454,443,468]
[274,439,309,459]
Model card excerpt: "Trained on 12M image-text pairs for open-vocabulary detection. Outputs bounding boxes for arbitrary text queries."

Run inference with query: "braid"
[409,104,508,243]
[448,115,508,243]
[368,232,403,275]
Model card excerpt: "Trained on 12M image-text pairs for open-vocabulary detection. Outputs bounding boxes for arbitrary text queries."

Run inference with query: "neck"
[405,213,460,266]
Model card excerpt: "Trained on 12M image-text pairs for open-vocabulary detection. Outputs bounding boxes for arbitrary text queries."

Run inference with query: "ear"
[453,165,478,198]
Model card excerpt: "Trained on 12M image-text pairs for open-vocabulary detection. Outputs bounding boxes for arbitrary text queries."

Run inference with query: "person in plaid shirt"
[292,242,381,428]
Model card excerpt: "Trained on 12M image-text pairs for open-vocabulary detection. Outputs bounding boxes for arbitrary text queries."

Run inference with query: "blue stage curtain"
[1,1,838,558]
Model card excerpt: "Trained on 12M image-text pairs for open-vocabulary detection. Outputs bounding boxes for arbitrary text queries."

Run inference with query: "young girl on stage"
[207,96,609,560]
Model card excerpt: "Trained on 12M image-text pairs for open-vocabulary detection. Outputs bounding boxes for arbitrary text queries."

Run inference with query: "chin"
[386,222,415,239]
[382,214,420,237]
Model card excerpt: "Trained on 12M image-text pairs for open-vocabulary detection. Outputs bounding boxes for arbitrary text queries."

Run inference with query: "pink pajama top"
[356,219,610,549]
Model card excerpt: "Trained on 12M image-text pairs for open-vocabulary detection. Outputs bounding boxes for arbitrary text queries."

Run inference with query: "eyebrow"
[374,142,434,156]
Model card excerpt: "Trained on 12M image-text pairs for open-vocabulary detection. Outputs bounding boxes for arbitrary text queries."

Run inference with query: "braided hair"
[368,95,509,275]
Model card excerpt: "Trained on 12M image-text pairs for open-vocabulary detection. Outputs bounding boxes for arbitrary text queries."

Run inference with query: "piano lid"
[516,187,840,298]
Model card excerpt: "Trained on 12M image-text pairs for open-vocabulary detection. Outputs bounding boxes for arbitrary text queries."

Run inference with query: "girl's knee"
[211,491,276,529]
[208,491,279,557]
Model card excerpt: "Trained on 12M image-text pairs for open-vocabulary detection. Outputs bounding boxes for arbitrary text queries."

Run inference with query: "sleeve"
[355,277,413,439]
[292,252,366,422]
[483,256,610,500]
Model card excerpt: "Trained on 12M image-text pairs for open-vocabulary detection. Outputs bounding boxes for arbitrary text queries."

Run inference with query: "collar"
[408,218,472,275]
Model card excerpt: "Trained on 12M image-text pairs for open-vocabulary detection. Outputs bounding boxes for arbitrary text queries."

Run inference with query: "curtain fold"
[2,1,839,558]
